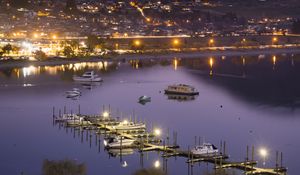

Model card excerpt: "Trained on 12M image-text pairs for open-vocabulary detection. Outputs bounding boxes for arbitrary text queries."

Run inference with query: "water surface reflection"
[0,54,299,175]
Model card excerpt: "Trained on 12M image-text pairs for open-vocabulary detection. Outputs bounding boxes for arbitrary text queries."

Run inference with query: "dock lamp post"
[154,128,161,136]
[259,148,268,166]
[103,111,109,118]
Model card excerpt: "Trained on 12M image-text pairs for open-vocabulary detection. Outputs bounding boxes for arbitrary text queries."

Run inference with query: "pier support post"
[276,151,279,169]
[246,145,249,161]
[98,139,101,153]
[89,134,92,148]
[52,106,55,118]
[280,152,283,168]
[78,104,81,115]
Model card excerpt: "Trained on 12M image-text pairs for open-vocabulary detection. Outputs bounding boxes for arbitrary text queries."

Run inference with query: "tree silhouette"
[2,44,13,55]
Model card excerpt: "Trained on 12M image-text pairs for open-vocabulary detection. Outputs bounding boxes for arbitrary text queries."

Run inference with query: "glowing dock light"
[123,120,129,125]
[103,111,109,118]
[259,147,268,166]
[154,128,161,136]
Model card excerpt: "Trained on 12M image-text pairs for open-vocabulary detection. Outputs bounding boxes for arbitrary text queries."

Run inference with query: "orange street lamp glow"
[209,39,214,44]
[134,40,141,46]
[173,39,180,45]
[273,37,278,42]
[33,33,39,38]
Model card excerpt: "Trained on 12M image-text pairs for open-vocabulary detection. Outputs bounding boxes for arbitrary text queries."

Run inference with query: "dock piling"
[52,106,55,118]
[246,145,249,161]
[78,104,81,115]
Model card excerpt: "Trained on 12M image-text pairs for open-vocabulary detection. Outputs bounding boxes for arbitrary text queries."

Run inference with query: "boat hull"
[191,149,218,156]
[73,77,103,82]
[164,90,199,96]
[114,124,146,131]
[106,140,135,149]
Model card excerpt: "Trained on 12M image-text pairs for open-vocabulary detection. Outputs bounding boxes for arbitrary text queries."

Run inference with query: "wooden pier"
[52,106,288,175]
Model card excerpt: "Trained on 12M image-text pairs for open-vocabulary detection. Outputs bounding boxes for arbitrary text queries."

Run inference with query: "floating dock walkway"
[52,106,287,175]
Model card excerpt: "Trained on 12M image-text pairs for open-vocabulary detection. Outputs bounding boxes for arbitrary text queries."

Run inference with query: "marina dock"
[52,106,288,175]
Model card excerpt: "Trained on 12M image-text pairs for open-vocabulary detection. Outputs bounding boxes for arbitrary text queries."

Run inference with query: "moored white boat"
[73,71,102,82]
[112,120,146,131]
[191,143,218,156]
[104,136,135,148]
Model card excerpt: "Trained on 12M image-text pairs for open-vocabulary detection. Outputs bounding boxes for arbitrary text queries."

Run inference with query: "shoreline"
[1,47,300,69]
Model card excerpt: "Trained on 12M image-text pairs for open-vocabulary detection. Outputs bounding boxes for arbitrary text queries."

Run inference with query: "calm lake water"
[0,54,299,175]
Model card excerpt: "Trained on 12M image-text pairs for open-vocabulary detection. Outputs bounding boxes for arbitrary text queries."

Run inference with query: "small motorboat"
[164,84,199,95]
[65,89,81,98]
[73,71,102,82]
[138,95,151,105]
[191,143,218,156]
[104,136,135,149]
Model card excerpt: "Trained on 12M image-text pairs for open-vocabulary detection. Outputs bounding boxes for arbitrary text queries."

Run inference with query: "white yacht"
[191,143,218,156]
[104,136,135,148]
[112,121,146,131]
[164,84,199,95]
[73,71,102,82]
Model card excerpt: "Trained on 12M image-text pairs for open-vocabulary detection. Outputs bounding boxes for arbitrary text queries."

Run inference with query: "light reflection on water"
[0,54,299,175]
